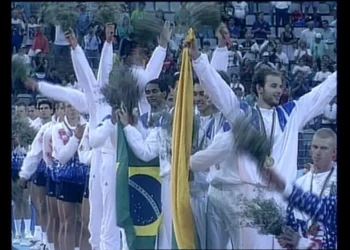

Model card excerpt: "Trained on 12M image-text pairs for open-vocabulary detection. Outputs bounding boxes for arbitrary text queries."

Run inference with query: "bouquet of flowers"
[12,58,28,85]
[93,2,121,24]
[239,192,286,236]
[43,3,78,32]
[12,116,37,148]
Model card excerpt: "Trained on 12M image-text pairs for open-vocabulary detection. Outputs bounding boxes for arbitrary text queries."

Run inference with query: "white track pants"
[190,184,208,249]
[206,184,244,249]
[89,150,103,249]
[99,152,121,250]
[156,175,172,250]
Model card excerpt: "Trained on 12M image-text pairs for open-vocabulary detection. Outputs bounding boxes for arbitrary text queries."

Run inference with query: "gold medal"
[265,156,275,167]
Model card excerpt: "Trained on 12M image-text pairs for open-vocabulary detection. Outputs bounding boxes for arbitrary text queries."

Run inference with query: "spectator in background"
[227,17,240,39]
[330,6,337,28]
[118,16,132,41]
[322,55,335,72]
[275,43,289,68]
[45,67,62,85]
[240,32,255,60]
[131,2,146,24]
[53,24,70,64]
[311,33,328,64]
[313,62,332,85]
[27,102,38,122]
[175,2,190,26]
[291,71,310,100]
[239,58,253,93]
[12,9,26,54]
[227,42,243,77]
[303,2,319,15]
[15,102,28,119]
[201,40,213,61]
[76,4,90,45]
[162,49,174,75]
[25,15,37,52]
[279,84,289,104]
[321,96,337,133]
[245,84,257,107]
[280,67,292,87]
[12,45,30,67]
[292,55,311,76]
[155,9,166,23]
[294,39,311,62]
[280,23,297,61]
[254,51,277,70]
[271,1,291,27]
[32,50,48,79]
[84,24,101,70]
[231,1,248,32]
[300,18,316,48]
[321,20,336,61]
[30,25,49,56]
[252,12,271,41]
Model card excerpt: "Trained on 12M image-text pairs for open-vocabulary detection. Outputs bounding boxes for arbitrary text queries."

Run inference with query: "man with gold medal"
[186,22,337,249]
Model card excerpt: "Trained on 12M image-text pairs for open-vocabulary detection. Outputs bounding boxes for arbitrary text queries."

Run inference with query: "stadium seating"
[16,94,33,105]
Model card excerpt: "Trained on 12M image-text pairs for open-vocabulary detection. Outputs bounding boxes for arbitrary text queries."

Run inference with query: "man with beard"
[186,23,337,249]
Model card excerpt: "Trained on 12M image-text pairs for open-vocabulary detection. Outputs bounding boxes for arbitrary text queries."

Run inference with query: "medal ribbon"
[256,106,276,158]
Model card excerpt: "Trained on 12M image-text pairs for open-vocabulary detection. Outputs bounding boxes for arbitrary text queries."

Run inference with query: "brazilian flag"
[116,124,162,250]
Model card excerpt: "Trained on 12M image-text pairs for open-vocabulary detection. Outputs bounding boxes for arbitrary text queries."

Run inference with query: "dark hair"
[15,102,27,108]
[30,15,37,20]
[38,100,53,110]
[28,102,36,107]
[322,20,329,25]
[172,72,180,88]
[203,40,211,47]
[252,68,282,95]
[50,67,57,73]
[147,79,170,99]
[54,101,65,112]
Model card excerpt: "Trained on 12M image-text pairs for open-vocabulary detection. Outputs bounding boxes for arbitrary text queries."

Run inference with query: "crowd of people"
[12,2,337,250]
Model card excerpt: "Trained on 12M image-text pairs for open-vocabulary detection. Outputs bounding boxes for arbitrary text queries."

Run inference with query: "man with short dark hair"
[27,102,38,121]
[45,67,62,85]
[187,23,337,249]
[15,102,28,119]
[251,12,271,41]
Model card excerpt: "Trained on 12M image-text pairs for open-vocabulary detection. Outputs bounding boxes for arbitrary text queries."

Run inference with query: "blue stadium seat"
[318,3,330,14]
[145,2,155,12]
[293,27,304,38]
[322,15,335,23]
[155,2,170,12]
[35,94,47,103]
[291,3,301,12]
[170,2,180,12]
[258,3,271,13]
[16,94,33,105]
[246,14,256,25]
[165,13,175,22]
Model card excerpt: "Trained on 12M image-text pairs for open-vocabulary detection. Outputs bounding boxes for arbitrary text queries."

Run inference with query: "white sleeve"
[294,72,337,130]
[70,45,97,95]
[38,81,88,114]
[19,126,46,180]
[78,125,93,165]
[89,118,115,149]
[123,125,159,162]
[97,42,113,87]
[52,126,80,165]
[42,127,53,166]
[134,46,167,92]
[192,53,244,125]
[190,130,234,171]
[211,47,229,72]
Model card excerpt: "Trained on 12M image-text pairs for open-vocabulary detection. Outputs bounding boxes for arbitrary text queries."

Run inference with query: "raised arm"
[192,53,244,124]
[190,130,234,171]
[97,24,114,88]
[37,81,88,114]
[89,115,115,149]
[123,125,159,162]
[293,72,337,130]
[52,125,80,165]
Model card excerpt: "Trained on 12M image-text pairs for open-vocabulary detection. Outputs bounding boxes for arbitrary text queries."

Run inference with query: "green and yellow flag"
[116,125,162,250]
[171,28,196,249]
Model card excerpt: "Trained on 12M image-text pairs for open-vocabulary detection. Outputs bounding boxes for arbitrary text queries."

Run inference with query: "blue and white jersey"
[56,153,87,185]
[11,147,26,172]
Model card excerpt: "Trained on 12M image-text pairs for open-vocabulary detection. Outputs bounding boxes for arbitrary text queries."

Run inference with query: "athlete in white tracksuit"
[70,27,167,250]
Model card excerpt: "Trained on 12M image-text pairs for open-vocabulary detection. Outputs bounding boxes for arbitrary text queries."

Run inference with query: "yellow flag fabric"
[171,28,196,249]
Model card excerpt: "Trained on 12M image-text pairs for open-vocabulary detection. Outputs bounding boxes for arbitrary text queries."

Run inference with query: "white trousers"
[156,175,172,250]
[89,150,103,249]
[190,184,208,249]
[206,184,244,249]
[99,152,121,250]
